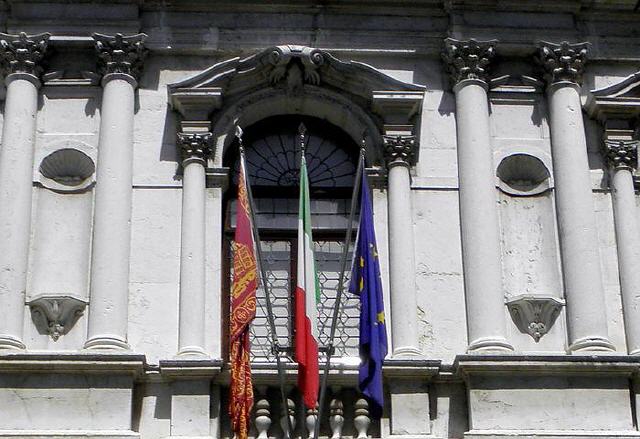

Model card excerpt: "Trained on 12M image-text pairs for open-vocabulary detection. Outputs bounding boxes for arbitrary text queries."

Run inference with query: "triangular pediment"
[586,72,640,120]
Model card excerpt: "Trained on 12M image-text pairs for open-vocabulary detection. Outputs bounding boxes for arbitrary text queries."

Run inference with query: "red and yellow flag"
[229,157,258,439]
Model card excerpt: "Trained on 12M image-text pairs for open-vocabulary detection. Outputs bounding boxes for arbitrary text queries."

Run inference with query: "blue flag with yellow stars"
[349,167,388,419]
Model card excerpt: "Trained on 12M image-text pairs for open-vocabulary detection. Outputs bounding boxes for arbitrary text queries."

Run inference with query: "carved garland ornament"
[442,38,497,85]
[537,41,590,85]
[0,32,50,77]
[93,32,147,80]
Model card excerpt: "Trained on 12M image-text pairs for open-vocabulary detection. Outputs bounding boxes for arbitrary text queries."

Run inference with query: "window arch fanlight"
[223,115,361,362]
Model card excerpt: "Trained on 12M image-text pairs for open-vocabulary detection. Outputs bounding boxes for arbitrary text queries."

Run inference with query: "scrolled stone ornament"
[383,135,415,165]
[0,32,50,77]
[537,41,590,85]
[177,132,214,163]
[93,32,147,80]
[266,45,324,86]
[442,38,497,85]
[604,140,638,170]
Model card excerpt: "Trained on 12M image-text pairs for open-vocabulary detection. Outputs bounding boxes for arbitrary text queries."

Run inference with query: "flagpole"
[235,126,295,439]
[314,142,366,439]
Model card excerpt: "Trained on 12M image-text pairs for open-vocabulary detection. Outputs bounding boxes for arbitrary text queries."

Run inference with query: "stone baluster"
[537,41,614,352]
[384,134,421,357]
[280,398,296,439]
[354,398,371,439]
[442,38,513,352]
[255,396,272,439]
[329,398,344,439]
[84,33,147,350]
[305,405,318,439]
[603,140,640,354]
[176,131,213,358]
[0,32,50,349]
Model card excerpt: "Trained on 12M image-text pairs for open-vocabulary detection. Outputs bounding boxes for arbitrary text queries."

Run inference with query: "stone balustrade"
[245,387,374,439]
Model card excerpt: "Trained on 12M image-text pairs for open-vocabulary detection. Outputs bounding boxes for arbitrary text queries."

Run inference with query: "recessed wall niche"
[496,153,550,196]
[495,151,565,351]
[28,143,96,348]
[39,148,95,189]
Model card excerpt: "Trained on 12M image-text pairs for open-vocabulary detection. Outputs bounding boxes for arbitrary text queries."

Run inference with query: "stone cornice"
[0,32,50,78]
[93,33,147,81]
[177,132,214,163]
[537,41,590,86]
[603,139,638,170]
[442,38,497,86]
[586,71,640,122]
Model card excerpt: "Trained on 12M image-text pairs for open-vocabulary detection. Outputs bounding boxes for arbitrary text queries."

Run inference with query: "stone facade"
[0,1,639,438]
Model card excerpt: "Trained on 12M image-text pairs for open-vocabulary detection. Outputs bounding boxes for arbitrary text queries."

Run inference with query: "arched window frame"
[167,44,424,365]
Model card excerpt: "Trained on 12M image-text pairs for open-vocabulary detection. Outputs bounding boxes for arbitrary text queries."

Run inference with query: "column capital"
[92,33,147,83]
[604,139,638,170]
[537,41,590,86]
[383,135,415,167]
[0,32,50,78]
[442,38,497,87]
[177,132,214,164]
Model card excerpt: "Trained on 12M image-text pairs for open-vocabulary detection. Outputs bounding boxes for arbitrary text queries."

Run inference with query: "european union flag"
[349,168,388,418]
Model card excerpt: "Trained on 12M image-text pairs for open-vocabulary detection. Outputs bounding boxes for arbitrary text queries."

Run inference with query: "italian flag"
[294,155,320,409]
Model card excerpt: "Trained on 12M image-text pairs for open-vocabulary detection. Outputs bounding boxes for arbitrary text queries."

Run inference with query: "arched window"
[223,115,360,363]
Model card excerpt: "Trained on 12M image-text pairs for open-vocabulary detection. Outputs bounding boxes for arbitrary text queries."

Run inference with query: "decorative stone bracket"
[506,295,565,342]
[27,295,88,341]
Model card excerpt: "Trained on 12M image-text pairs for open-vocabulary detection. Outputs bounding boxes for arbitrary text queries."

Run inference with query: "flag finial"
[298,123,307,153]
[235,125,245,153]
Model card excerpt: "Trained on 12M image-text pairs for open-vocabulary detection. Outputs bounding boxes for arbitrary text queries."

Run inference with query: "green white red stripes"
[294,154,320,409]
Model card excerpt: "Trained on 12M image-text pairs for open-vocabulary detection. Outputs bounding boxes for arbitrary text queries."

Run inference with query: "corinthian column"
[85,33,147,350]
[0,32,50,350]
[442,38,513,352]
[385,134,421,357]
[603,140,640,354]
[537,41,614,352]
[176,132,213,358]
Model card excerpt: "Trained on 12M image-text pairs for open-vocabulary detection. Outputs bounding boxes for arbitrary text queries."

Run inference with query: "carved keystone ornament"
[506,294,565,342]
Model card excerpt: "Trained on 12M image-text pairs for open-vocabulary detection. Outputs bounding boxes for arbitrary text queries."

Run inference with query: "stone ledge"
[383,358,441,379]
[454,354,640,377]
[0,352,146,377]
[158,359,223,379]
[464,430,640,438]
[0,431,139,439]
[219,361,360,386]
